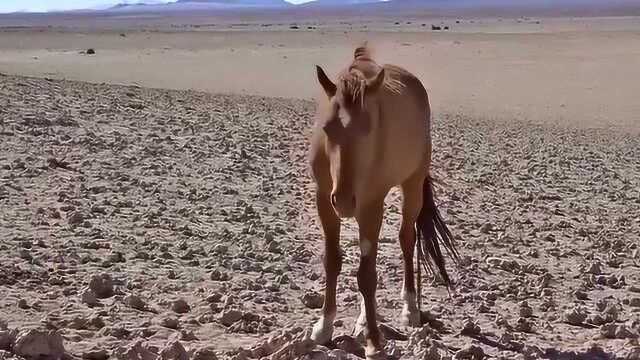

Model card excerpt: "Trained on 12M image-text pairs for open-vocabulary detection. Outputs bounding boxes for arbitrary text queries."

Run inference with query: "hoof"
[401,307,421,327]
[310,318,334,345]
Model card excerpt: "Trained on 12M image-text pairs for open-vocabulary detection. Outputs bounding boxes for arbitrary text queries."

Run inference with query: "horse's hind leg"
[310,189,342,345]
[399,169,426,327]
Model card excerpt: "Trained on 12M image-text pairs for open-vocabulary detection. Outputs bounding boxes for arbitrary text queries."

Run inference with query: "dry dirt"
[1,16,640,129]
[1,72,639,360]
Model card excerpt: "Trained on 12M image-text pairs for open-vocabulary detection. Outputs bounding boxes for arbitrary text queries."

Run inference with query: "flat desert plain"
[0,9,639,360]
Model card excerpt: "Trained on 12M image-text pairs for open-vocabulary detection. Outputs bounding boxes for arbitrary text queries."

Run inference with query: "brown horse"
[308,45,460,358]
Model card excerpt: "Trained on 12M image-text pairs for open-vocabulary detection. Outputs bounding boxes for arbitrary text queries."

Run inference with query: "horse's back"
[376,63,431,186]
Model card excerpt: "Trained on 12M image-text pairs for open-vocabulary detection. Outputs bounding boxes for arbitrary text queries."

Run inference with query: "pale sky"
[0,0,312,13]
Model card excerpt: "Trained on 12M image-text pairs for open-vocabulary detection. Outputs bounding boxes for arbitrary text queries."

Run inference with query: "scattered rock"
[192,347,218,360]
[210,269,231,282]
[453,344,485,359]
[17,299,29,309]
[160,340,188,360]
[114,340,158,360]
[565,307,588,325]
[125,294,147,311]
[574,290,588,300]
[82,348,110,360]
[379,323,408,341]
[220,310,243,327]
[13,329,66,359]
[515,317,535,333]
[519,301,533,318]
[600,324,636,339]
[81,288,100,307]
[89,273,114,298]
[461,318,481,336]
[160,317,180,330]
[333,335,365,358]
[171,299,190,314]
[301,292,324,309]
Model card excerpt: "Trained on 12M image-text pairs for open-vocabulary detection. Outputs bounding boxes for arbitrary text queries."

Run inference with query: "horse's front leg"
[310,189,341,345]
[355,199,386,359]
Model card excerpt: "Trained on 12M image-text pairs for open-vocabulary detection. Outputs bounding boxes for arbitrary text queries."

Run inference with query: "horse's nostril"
[331,194,337,207]
[352,196,356,206]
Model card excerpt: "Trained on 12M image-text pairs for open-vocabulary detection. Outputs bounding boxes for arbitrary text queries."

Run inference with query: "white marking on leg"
[360,238,372,257]
[312,311,336,344]
[357,293,367,325]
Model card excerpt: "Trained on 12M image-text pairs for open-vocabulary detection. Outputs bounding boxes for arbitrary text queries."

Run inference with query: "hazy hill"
[175,0,289,6]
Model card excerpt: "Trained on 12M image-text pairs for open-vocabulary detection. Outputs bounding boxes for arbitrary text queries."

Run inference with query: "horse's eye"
[323,117,344,140]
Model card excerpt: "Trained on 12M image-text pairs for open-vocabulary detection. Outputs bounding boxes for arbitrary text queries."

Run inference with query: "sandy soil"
[1,16,640,129]
[0,72,638,359]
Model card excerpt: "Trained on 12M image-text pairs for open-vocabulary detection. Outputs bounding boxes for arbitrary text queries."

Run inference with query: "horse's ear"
[366,68,385,93]
[316,65,336,98]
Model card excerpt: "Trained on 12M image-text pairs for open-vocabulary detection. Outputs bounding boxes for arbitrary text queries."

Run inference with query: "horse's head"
[315,65,386,218]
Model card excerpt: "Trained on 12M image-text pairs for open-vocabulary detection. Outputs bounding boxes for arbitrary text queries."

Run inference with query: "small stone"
[80,288,100,307]
[574,290,588,300]
[206,293,223,304]
[160,317,180,330]
[453,344,485,359]
[461,318,481,335]
[565,307,587,325]
[82,348,109,360]
[89,273,114,298]
[160,340,188,360]
[124,294,147,311]
[268,241,282,254]
[629,298,640,307]
[479,223,493,234]
[171,299,190,314]
[114,340,158,360]
[600,324,635,339]
[519,301,533,318]
[17,299,29,309]
[68,211,85,225]
[584,261,603,275]
[180,330,198,341]
[210,269,231,281]
[515,317,534,333]
[18,249,32,261]
[168,270,177,279]
[333,335,365,358]
[220,309,243,327]
[212,244,228,254]
[379,323,408,341]
[192,347,218,360]
[13,329,66,359]
[301,292,324,309]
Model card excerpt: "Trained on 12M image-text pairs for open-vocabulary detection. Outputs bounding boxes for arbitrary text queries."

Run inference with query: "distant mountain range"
[174,0,290,5]
[108,0,386,10]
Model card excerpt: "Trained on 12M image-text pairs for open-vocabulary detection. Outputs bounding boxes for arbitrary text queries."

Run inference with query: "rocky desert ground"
[1,72,638,359]
[1,8,640,360]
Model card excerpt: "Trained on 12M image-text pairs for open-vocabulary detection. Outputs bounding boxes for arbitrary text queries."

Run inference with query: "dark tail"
[416,175,460,287]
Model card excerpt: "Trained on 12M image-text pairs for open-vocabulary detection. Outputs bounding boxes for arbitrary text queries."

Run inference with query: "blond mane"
[336,44,405,109]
